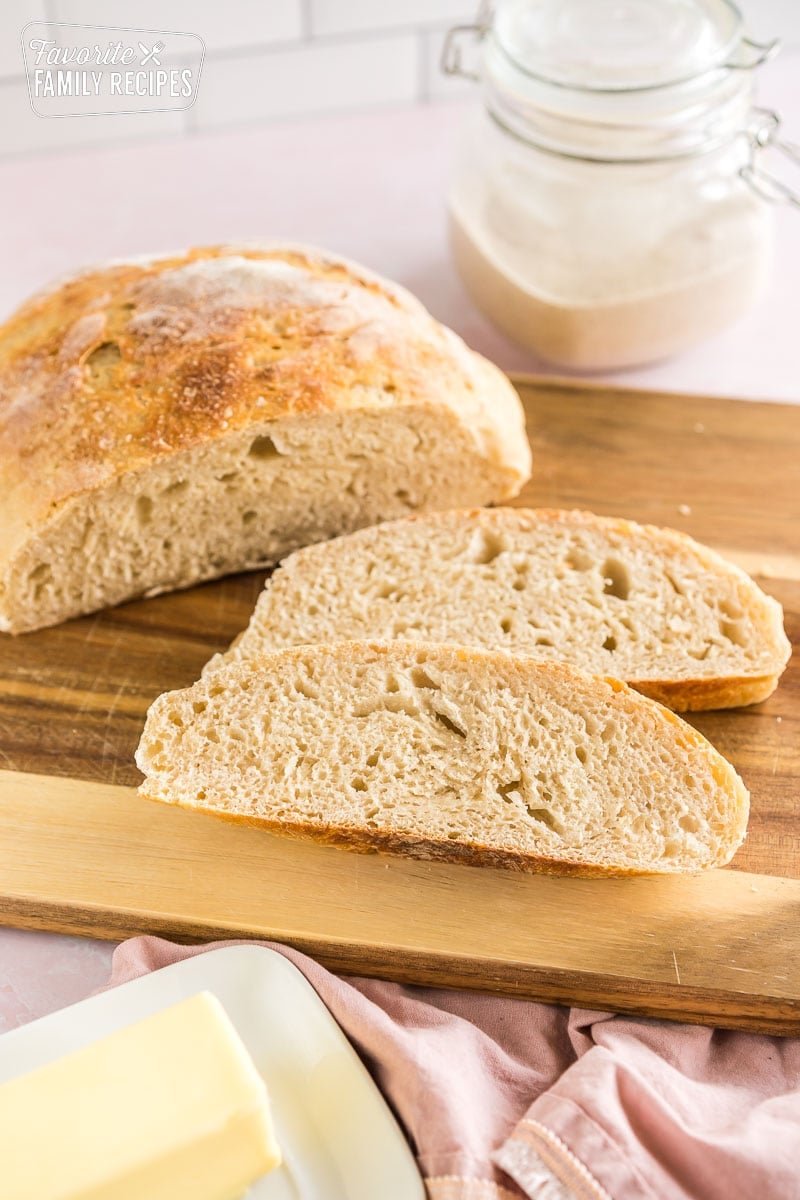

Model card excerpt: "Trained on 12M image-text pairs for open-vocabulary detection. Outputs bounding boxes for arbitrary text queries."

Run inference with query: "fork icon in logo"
[138,40,165,65]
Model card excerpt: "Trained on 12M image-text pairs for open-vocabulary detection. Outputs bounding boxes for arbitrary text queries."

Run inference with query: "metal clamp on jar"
[443,0,797,370]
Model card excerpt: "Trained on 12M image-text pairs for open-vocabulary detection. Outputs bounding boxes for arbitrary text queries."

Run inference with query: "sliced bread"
[210,508,790,711]
[0,245,530,634]
[137,641,749,876]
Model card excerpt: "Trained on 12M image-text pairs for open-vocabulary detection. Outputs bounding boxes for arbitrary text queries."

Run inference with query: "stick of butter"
[0,990,281,1199]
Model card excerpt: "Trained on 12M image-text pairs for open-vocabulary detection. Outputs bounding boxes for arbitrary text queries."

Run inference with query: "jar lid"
[493,0,743,91]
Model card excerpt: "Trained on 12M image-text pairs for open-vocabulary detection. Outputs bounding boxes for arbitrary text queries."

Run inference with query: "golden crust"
[0,244,529,562]
[630,674,780,711]
[139,788,662,878]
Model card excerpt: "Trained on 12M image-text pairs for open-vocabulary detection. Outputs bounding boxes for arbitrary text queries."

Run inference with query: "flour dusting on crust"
[128,256,431,356]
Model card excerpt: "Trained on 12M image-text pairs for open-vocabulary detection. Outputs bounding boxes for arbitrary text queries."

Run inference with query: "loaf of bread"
[137,641,749,876]
[209,508,790,710]
[0,245,530,634]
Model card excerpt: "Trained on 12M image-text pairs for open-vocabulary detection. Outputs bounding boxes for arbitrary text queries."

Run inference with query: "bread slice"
[211,508,790,711]
[0,244,530,634]
[137,641,749,876]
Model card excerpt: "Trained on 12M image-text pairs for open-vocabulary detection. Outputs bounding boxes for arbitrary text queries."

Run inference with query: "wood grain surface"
[2,769,799,1034]
[0,379,798,1029]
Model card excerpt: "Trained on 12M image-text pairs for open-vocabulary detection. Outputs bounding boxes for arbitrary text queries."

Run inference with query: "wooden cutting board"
[1,379,798,1034]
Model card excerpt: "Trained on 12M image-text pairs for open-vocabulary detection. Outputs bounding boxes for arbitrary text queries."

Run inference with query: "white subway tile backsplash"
[191,34,418,130]
[310,0,474,37]
[6,0,48,78]
[3,0,798,161]
[0,78,183,157]
[49,0,304,53]
[423,26,478,100]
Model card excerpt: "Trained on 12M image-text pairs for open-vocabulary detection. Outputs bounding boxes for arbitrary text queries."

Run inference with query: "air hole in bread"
[142,738,164,763]
[500,617,512,634]
[385,675,401,694]
[679,813,701,833]
[248,434,282,460]
[575,746,588,765]
[168,712,183,727]
[603,635,617,652]
[242,510,257,526]
[294,678,320,700]
[526,807,560,832]
[720,598,745,621]
[78,519,95,550]
[535,637,554,647]
[497,779,521,800]
[567,547,594,572]
[665,572,684,596]
[351,777,367,792]
[136,496,153,525]
[206,728,220,743]
[395,489,411,504]
[196,790,206,801]
[411,667,440,691]
[163,479,188,495]
[602,558,630,601]
[468,529,505,565]
[366,752,380,767]
[720,619,748,647]
[217,470,239,484]
[512,577,525,591]
[377,582,407,601]
[29,562,51,583]
[688,644,711,660]
[192,700,207,714]
[432,709,467,739]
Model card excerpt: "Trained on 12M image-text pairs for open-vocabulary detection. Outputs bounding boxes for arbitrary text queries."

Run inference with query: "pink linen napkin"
[106,936,800,1199]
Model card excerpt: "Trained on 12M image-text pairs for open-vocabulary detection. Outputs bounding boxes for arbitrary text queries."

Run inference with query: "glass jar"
[444,0,791,370]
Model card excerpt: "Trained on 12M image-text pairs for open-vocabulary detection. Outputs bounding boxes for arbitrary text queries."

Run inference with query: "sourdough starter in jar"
[445,0,778,369]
